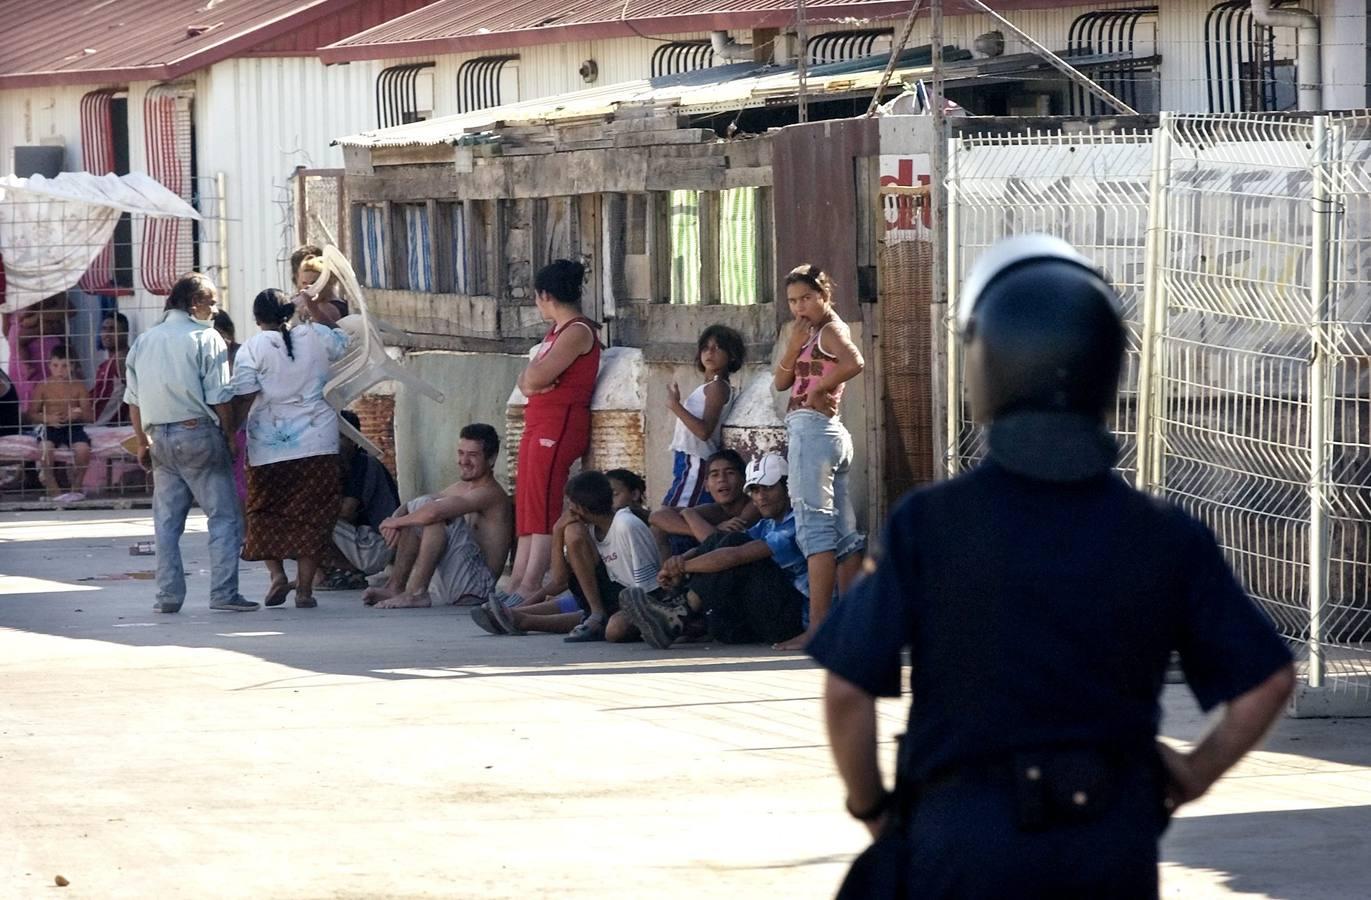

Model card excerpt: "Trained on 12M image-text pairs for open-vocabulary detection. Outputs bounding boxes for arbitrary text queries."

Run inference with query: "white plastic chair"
[313,246,446,410]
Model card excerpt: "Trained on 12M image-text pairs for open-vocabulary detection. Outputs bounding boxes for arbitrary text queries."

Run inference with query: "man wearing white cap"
[621,451,808,649]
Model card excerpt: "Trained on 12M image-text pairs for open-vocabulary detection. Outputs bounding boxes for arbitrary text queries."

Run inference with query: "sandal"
[470,603,508,636]
[263,580,293,607]
[486,599,525,636]
[563,615,606,643]
[295,595,318,609]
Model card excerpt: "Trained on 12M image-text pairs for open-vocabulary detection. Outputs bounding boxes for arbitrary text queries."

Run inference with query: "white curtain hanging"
[0,172,201,313]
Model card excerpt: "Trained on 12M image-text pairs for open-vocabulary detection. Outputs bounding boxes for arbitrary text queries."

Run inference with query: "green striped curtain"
[720,187,758,305]
[669,190,701,305]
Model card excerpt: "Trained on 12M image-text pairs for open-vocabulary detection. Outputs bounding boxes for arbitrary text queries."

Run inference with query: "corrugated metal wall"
[196,56,387,331]
[0,84,89,178]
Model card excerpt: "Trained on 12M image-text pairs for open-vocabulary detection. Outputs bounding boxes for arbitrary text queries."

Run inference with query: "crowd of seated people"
[362,258,866,653]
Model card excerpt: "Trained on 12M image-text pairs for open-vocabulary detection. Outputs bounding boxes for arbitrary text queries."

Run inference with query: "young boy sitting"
[648,449,759,560]
[26,344,94,503]
[620,452,808,650]
[473,470,661,643]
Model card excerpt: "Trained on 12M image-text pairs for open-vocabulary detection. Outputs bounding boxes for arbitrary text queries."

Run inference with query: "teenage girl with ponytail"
[502,259,603,606]
[231,288,350,608]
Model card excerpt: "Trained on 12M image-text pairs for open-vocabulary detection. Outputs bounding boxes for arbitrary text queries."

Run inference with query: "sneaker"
[153,600,183,614]
[209,596,261,612]
[470,603,508,636]
[563,615,606,643]
[621,588,686,650]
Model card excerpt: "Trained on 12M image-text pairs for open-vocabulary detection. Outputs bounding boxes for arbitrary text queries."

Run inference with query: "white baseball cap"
[744,453,788,490]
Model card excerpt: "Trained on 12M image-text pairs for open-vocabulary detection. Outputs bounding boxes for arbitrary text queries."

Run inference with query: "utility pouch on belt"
[1011,747,1118,831]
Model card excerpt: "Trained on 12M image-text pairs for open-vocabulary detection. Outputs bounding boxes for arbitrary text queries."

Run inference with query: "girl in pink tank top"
[772,264,867,651]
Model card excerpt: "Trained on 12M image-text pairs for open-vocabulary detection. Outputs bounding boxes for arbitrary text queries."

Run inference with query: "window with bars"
[376,62,435,128]
[456,56,519,114]
[79,88,133,293]
[650,41,714,78]
[141,84,196,296]
[807,29,893,65]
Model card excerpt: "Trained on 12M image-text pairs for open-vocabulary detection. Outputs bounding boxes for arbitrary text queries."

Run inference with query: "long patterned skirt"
[242,454,340,561]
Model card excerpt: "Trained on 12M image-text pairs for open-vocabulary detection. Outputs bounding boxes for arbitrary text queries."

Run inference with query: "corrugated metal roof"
[319,0,1074,63]
[0,0,368,88]
[335,50,1063,148]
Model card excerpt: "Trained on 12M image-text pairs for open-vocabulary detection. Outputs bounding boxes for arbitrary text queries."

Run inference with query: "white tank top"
[669,378,735,458]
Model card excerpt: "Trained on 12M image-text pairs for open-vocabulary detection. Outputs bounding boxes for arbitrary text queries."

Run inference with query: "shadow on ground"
[0,516,820,684]
[1162,805,1371,899]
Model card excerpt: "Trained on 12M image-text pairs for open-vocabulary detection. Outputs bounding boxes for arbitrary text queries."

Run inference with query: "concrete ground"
[2,509,1370,899]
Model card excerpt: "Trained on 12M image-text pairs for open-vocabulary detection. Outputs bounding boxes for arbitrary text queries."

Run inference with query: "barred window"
[456,56,519,114]
[377,62,435,128]
[651,41,713,78]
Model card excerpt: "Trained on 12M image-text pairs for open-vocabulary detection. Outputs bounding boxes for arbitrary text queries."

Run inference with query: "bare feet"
[374,590,433,609]
[363,585,399,607]
[772,630,812,652]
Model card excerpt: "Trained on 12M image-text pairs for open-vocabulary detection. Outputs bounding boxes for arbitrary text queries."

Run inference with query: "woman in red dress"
[506,260,601,603]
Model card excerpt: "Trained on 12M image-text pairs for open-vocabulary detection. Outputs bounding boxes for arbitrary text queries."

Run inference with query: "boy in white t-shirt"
[475,470,661,643]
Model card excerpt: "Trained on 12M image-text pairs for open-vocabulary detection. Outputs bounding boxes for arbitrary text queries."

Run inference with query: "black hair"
[565,470,613,517]
[705,448,745,475]
[339,410,361,431]
[697,324,746,374]
[253,288,297,360]
[102,312,131,350]
[49,343,71,360]
[211,310,235,339]
[605,468,646,497]
[533,259,585,308]
[166,273,216,313]
[459,422,500,461]
[784,263,835,298]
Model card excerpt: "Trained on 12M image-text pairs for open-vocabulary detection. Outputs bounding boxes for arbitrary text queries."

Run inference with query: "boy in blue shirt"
[621,452,807,649]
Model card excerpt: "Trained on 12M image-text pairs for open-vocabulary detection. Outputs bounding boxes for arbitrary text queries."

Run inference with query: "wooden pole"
[797,0,809,123]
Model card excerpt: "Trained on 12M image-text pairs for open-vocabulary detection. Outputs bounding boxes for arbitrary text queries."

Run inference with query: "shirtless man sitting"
[648,449,759,560]
[363,423,513,609]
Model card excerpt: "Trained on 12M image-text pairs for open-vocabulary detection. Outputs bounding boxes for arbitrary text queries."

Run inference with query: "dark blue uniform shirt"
[809,461,1293,783]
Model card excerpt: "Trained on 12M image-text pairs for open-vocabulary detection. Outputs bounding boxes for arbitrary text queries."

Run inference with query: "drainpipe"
[710,31,754,61]
[1251,0,1322,110]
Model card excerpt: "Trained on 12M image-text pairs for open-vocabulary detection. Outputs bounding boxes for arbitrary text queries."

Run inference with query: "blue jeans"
[785,409,864,560]
[150,419,242,606]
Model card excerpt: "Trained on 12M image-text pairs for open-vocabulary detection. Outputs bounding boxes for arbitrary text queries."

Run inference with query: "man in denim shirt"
[126,273,257,613]
[621,453,806,649]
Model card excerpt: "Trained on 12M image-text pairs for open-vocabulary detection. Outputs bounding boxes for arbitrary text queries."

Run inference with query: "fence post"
[944,135,962,478]
[1136,115,1171,494]
[216,171,229,308]
[1308,115,1331,689]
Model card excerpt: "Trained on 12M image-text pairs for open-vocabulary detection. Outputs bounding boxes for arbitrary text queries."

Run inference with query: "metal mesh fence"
[943,113,1371,707]
[1,174,227,504]
[1152,114,1317,669]
[946,129,1152,478]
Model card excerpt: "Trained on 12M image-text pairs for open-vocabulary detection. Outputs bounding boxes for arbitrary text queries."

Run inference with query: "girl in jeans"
[772,264,865,650]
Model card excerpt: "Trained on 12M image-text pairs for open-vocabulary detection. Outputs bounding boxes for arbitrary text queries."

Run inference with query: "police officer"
[809,235,1295,898]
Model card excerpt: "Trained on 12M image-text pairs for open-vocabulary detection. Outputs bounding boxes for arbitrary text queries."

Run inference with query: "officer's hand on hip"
[1157,741,1208,812]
